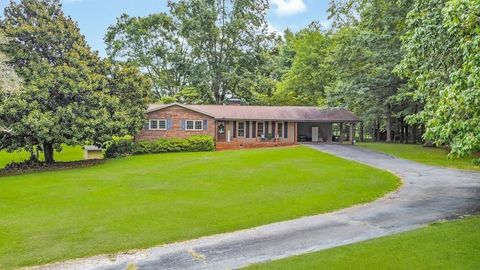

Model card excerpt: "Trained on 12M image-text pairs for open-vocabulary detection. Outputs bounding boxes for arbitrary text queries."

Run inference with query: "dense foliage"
[0,0,151,163]
[0,32,23,134]
[1,0,479,161]
[104,135,215,158]
[105,0,274,103]
[397,0,480,157]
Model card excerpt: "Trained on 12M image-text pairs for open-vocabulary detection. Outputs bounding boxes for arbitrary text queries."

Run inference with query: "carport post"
[339,123,344,144]
[349,123,355,144]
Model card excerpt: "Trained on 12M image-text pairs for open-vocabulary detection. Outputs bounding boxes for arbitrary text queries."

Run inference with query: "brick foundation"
[216,141,296,150]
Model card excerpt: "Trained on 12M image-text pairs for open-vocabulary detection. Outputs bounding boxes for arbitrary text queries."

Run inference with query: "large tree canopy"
[324,0,416,142]
[271,25,334,106]
[105,0,274,104]
[0,0,150,163]
[397,0,480,157]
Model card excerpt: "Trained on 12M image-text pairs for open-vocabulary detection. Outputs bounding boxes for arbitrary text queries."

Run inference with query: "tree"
[326,0,414,142]
[271,25,334,106]
[105,0,274,104]
[0,0,150,163]
[0,31,23,134]
[105,13,189,98]
[397,0,480,157]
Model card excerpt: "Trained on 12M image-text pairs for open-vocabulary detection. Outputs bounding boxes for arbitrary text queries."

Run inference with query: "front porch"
[214,120,361,149]
[215,120,296,150]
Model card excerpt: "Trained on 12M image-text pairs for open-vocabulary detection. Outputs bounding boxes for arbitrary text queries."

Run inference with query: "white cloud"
[271,0,307,16]
[267,23,282,35]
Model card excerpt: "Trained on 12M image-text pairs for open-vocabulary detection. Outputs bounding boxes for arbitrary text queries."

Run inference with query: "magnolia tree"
[0,0,151,163]
[0,32,23,134]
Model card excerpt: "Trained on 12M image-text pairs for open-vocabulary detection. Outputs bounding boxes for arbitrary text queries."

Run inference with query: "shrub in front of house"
[104,136,137,158]
[105,135,215,158]
[473,158,480,167]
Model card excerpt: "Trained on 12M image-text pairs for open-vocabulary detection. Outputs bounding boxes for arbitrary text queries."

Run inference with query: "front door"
[312,127,319,142]
[217,122,226,142]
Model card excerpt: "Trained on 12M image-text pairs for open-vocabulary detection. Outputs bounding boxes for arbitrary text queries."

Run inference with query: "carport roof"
[146,103,361,122]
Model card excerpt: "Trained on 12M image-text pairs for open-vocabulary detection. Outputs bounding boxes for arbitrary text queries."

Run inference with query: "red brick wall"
[136,105,216,141]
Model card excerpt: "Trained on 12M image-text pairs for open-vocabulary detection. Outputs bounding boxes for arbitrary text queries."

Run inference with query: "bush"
[104,136,136,158]
[104,135,215,158]
[473,159,480,166]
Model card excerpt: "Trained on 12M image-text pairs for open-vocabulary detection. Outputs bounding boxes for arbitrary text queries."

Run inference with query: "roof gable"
[146,103,217,118]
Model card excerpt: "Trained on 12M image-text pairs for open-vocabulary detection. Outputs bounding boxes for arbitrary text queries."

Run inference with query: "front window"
[277,122,283,138]
[238,122,245,137]
[150,119,167,130]
[257,122,264,136]
[186,120,203,131]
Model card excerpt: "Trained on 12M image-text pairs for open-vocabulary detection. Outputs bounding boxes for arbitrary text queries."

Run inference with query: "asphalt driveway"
[34,144,480,270]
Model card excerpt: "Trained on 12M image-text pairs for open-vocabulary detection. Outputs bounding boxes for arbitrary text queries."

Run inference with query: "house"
[136,103,361,150]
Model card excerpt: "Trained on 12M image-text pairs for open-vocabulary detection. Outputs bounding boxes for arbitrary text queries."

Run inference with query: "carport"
[295,109,362,144]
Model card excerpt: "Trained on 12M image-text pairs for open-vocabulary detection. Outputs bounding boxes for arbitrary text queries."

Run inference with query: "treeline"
[1,0,478,160]
[105,0,479,157]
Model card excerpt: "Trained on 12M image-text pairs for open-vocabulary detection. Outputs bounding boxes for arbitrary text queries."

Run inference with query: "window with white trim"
[186,120,203,131]
[277,122,283,138]
[150,119,167,130]
[238,122,245,137]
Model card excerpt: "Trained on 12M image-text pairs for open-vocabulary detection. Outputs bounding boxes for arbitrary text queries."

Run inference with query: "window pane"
[159,120,167,130]
[186,120,194,130]
[195,121,203,130]
[257,122,264,134]
[150,120,158,129]
[278,123,283,137]
[238,122,245,137]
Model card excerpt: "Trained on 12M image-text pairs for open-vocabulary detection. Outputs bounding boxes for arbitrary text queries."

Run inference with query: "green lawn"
[0,146,399,269]
[246,216,480,270]
[0,145,84,169]
[358,142,480,171]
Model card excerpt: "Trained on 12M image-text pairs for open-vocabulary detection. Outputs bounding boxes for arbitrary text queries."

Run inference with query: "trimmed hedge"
[105,135,215,158]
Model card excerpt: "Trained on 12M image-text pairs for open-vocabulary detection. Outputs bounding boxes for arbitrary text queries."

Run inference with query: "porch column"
[339,123,344,144]
[349,122,355,144]
[294,122,298,144]
[360,122,364,142]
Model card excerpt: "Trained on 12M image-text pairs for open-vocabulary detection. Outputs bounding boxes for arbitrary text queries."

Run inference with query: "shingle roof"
[146,103,360,122]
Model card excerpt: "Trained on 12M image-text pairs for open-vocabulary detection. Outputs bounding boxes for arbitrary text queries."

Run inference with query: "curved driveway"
[34,144,480,270]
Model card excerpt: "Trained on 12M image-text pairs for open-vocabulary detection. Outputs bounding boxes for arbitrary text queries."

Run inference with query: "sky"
[0,0,330,57]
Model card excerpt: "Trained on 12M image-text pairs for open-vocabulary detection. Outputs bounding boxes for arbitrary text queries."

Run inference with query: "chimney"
[227,98,242,106]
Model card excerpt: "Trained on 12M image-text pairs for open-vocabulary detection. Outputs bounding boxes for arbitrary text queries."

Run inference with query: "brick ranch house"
[136,103,361,150]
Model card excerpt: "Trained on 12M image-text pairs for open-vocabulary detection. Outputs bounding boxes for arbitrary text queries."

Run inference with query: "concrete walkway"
[33,144,480,270]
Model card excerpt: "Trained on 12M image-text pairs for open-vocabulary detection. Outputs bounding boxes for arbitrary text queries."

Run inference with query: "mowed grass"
[246,216,480,270]
[0,146,399,269]
[358,142,480,171]
[0,145,83,169]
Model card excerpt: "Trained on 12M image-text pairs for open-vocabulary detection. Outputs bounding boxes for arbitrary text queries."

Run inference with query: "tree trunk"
[412,124,417,144]
[398,118,403,143]
[43,142,55,165]
[386,115,392,142]
[405,123,409,144]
